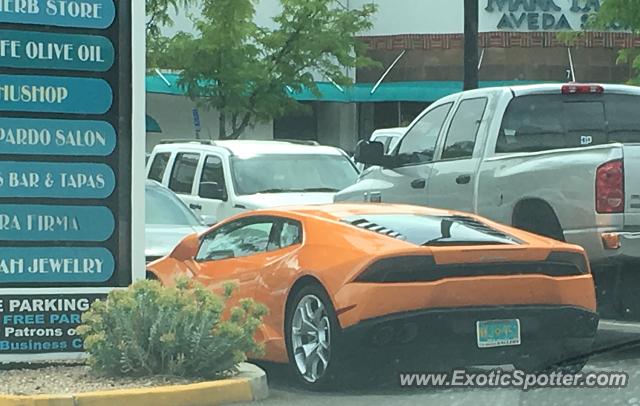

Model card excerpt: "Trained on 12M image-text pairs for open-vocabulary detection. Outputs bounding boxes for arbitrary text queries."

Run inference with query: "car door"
[191,216,279,304]
[361,102,454,205]
[426,97,489,213]
[192,154,229,225]
[167,151,202,211]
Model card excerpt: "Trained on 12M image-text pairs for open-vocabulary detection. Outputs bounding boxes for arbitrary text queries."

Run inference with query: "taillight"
[561,84,604,94]
[354,256,435,283]
[596,159,624,213]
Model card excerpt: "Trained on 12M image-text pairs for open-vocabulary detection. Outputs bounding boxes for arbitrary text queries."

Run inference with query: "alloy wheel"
[291,294,331,383]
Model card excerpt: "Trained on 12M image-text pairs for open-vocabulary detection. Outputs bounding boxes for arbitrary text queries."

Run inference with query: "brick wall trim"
[360,32,640,50]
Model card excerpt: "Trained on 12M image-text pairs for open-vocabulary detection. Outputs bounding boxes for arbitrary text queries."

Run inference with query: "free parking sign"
[0,1,145,361]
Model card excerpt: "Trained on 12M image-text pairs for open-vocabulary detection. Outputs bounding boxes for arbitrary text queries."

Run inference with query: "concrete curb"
[0,363,268,406]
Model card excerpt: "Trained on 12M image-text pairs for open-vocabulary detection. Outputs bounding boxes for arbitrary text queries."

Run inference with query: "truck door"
[426,97,489,213]
[364,102,454,205]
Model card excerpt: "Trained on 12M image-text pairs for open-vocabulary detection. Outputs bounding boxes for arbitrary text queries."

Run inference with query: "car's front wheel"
[285,284,342,390]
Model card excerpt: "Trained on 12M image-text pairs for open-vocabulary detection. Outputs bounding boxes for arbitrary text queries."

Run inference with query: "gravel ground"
[0,364,209,396]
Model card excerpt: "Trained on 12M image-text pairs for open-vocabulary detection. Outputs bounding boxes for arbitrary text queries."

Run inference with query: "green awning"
[146,115,162,133]
[145,72,552,103]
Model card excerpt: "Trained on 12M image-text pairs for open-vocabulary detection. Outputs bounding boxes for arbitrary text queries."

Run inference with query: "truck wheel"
[513,200,565,241]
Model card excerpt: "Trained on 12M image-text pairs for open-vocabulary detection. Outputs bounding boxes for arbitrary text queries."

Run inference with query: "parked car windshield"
[498,94,640,153]
[146,183,204,227]
[230,154,359,195]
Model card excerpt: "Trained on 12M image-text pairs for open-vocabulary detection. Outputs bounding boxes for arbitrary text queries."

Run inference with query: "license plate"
[476,319,521,348]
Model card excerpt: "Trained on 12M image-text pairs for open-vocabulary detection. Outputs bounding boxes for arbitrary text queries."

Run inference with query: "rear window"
[343,214,521,246]
[497,94,640,153]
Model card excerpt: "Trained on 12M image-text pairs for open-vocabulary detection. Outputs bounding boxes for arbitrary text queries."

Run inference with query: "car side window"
[199,155,227,199]
[396,103,453,165]
[148,152,171,182]
[267,220,302,251]
[440,98,488,160]
[196,220,275,261]
[168,153,200,195]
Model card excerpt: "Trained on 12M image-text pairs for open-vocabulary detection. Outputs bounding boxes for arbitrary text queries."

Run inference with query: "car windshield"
[230,154,359,195]
[145,184,203,227]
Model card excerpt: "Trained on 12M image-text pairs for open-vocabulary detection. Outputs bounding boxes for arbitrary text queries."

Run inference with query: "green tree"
[589,0,640,83]
[146,0,195,69]
[159,0,377,139]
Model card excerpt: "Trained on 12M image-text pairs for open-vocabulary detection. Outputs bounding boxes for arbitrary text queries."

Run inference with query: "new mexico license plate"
[476,319,521,348]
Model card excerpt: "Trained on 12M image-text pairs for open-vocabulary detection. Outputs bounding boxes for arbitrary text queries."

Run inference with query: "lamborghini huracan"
[147,204,598,389]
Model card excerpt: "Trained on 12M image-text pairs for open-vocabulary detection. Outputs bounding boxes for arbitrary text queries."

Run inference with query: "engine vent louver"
[345,218,406,240]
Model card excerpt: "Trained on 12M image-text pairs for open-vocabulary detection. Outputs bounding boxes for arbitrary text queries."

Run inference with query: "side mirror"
[170,233,200,261]
[354,140,385,166]
[199,182,226,201]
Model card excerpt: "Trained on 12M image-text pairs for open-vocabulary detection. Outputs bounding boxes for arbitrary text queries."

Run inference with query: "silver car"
[145,180,207,263]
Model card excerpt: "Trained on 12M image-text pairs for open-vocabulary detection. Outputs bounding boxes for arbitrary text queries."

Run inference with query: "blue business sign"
[0,204,114,241]
[0,29,114,72]
[0,74,112,114]
[0,162,115,199]
[0,247,115,284]
[0,0,115,29]
[0,118,116,156]
[0,0,137,360]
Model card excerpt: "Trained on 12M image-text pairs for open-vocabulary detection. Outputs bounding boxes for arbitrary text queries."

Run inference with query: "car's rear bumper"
[340,305,599,368]
[565,228,640,265]
[605,231,640,261]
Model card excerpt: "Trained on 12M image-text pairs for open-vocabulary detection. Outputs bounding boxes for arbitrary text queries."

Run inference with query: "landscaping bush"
[77,278,267,379]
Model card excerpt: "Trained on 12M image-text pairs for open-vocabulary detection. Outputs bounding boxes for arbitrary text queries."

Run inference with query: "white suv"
[146,140,359,224]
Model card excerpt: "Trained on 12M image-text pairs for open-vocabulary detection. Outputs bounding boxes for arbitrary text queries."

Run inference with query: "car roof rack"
[277,139,321,146]
[159,139,216,145]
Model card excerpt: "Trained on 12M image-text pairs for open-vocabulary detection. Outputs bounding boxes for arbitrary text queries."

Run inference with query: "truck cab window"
[396,103,452,165]
[441,98,488,160]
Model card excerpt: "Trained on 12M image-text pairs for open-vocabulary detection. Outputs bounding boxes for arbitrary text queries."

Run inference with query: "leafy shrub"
[77,278,267,378]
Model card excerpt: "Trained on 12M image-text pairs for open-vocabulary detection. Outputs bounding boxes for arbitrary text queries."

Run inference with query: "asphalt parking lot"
[237,320,640,406]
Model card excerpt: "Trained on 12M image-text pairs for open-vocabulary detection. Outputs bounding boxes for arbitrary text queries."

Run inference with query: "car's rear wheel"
[285,284,342,390]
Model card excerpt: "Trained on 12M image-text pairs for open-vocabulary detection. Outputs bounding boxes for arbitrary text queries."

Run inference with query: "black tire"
[284,284,343,390]
[513,201,565,241]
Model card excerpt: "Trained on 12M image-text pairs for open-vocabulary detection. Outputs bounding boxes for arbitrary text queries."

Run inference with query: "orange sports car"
[147,204,598,389]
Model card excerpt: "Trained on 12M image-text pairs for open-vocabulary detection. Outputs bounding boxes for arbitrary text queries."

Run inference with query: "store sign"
[0,74,112,113]
[0,204,115,241]
[0,1,145,361]
[0,118,117,156]
[0,294,103,354]
[0,29,115,71]
[0,0,115,29]
[484,0,602,31]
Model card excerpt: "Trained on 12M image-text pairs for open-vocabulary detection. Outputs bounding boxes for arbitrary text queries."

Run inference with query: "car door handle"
[411,178,426,189]
[456,175,471,185]
[189,203,202,210]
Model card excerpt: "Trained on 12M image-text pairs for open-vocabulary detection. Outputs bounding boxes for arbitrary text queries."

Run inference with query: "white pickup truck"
[336,83,640,275]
